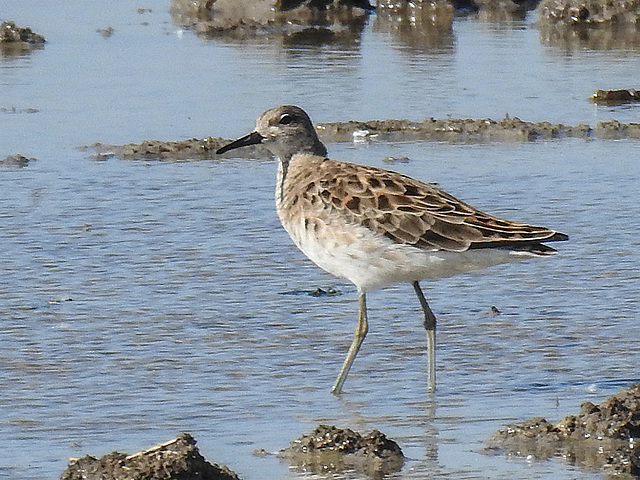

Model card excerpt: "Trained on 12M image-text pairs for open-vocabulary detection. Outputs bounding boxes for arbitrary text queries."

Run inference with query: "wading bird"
[217,105,567,394]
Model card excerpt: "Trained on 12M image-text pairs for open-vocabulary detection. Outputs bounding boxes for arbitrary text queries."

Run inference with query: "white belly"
[280,214,533,292]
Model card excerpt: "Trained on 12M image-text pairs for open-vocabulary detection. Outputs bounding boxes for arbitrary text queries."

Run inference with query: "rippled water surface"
[1,2,640,480]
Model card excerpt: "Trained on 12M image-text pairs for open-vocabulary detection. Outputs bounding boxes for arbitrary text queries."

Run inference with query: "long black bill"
[216,131,264,155]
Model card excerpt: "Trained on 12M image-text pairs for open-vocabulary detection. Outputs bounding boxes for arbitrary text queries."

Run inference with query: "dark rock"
[308,286,341,296]
[59,433,240,480]
[486,384,640,477]
[280,424,404,475]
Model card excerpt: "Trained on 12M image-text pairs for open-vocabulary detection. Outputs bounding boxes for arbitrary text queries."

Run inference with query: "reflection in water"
[537,0,640,50]
[280,17,368,48]
[539,23,640,50]
[473,1,530,22]
[334,387,441,476]
[0,42,44,59]
[170,0,369,73]
[375,1,455,53]
[416,393,439,476]
[170,0,372,45]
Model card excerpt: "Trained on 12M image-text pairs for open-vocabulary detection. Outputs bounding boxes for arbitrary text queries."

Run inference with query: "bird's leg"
[331,289,368,394]
[413,281,436,392]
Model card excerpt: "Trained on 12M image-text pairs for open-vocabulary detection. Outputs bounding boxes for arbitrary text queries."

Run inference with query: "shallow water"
[1,2,640,480]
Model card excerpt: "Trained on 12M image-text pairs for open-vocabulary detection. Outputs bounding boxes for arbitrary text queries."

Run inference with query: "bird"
[216,105,568,394]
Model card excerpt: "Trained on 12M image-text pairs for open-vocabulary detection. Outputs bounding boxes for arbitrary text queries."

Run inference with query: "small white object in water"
[352,129,378,144]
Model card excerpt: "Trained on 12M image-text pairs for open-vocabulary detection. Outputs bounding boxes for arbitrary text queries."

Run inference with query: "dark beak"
[216,131,264,154]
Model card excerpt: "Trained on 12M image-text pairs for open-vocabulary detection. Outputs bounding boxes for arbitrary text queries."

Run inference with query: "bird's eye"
[279,114,294,125]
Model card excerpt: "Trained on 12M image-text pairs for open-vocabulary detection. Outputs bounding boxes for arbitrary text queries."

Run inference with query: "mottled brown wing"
[312,159,567,253]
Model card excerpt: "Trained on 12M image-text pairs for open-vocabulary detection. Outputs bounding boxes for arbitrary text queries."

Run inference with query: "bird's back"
[275,153,566,290]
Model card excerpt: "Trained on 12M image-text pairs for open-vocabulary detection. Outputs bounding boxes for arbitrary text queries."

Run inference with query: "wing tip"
[547,231,569,242]
[468,229,568,255]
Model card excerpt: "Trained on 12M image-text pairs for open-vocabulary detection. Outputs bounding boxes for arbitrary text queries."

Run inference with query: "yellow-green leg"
[331,289,368,394]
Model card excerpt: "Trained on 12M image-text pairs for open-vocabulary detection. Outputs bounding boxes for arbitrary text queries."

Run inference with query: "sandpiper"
[217,105,568,394]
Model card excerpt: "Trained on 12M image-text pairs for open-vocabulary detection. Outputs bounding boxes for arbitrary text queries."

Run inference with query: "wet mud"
[279,424,404,475]
[317,115,596,142]
[0,106,39,114]
[60,433,240,480]
[591,89,640,105]
[485,384,640,478]
[86,116,640,161]
[59,427,402,479]
[1,154,36,168]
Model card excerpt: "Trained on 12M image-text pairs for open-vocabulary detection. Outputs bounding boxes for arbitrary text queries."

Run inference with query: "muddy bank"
[60,433,240,480]
[485,384,640,478]
[279,424,404,475]
[85,116,640,161]
[85,137,260,161]
[317,115,596,142]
